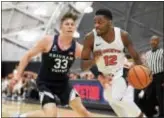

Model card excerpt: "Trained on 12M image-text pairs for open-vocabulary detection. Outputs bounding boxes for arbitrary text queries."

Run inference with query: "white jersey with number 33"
[93,27,125,78]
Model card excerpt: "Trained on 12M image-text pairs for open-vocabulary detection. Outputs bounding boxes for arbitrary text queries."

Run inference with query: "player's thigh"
[112,77,127,101]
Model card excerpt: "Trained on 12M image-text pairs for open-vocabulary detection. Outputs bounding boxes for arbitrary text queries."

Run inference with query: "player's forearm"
[132,52,142,65]
[133,56,142,65]
[81,59,96,71]
[17,54,32,78]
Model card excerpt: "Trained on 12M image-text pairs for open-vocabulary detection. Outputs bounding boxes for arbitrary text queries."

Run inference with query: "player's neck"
[59,34,73,45]
[101,27,114,42]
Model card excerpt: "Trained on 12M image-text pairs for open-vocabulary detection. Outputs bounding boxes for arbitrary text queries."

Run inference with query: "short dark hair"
[95,9,113,20]
[61,13,77,23]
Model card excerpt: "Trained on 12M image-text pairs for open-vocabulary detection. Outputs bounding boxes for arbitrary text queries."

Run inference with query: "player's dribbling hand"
[93,50,102,63]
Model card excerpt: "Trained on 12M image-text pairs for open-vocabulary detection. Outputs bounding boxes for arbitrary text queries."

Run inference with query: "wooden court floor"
[2,99,116,117]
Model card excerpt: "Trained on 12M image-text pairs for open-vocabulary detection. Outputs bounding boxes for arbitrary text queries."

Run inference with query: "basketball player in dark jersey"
[14,13,92,117]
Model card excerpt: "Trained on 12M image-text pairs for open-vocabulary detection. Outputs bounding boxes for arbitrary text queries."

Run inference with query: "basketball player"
[14,13,92,117]
[81,9,146,117]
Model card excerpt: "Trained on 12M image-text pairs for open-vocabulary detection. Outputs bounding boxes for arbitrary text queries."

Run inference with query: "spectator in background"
[2,77,10,97]
[69,72,78,80]
[13,65,18,79]
[4,69,38,101]
[76,74,81,80]
[85,72,95,80]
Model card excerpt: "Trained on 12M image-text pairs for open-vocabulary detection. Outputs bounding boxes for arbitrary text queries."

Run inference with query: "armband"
[90,65,102,78]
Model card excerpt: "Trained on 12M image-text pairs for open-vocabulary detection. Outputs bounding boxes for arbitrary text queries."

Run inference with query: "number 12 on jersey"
[103,55,117,66]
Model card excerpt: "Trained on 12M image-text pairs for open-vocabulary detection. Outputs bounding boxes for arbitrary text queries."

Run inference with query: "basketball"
[127,65,152,89]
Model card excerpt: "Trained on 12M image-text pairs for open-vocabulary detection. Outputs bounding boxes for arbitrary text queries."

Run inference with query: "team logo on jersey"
[52,45,57,51]
[96,43,101,46]
[69,52,73,55]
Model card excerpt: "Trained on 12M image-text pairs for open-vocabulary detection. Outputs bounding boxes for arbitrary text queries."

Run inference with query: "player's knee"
[43,103,57,117]
[69,97,81,109]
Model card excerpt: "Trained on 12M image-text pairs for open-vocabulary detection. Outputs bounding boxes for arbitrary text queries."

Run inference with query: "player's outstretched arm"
[16,35,51,80]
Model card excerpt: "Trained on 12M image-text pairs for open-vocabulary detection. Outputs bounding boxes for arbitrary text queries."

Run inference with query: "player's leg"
[121,82,144,117]
[103,79,128,117]
[15,85,58,117]
[98,75,127,116]
[59,84,92,117]
[69,89,93,117]
[103,76,143,117]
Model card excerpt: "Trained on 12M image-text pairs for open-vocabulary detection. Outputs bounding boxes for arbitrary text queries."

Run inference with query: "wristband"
[90,65,102,78]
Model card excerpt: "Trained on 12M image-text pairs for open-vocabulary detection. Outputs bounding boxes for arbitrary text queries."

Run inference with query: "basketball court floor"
[2,98,116,117]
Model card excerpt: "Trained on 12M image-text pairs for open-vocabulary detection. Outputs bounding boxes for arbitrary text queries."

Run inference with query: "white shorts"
[103,76,141,117]
[109,76,134,101]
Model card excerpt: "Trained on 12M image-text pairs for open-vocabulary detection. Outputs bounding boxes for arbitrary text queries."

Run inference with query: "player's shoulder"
[119,28,132,46]
[39,35,54,45]
[83,31,94,47]
[85,31,94,40]
[120,28,129,37]
[43,35,54,41]
[34,35,54,50]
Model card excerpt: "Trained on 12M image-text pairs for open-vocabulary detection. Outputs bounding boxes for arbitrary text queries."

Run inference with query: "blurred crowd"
[2,66,38,101]
[68,71,95,80]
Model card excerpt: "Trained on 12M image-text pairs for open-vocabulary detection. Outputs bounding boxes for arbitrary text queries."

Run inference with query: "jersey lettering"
[103,55,117,66]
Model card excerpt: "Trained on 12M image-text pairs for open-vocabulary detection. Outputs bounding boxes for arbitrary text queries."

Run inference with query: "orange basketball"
[127,65,152,89]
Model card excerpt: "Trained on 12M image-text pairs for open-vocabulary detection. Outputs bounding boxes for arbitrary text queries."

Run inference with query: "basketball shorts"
[37,82,79,107]
[104,76,134,102]
[103,76,141,117]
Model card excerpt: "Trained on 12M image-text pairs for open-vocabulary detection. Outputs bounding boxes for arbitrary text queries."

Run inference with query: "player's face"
[150,38,159,48]
[94,15,111,36]
[60,18,76,37]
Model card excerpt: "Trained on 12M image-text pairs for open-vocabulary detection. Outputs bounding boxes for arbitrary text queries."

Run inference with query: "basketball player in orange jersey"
[13,13,92,117]
[81,9,146,117]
